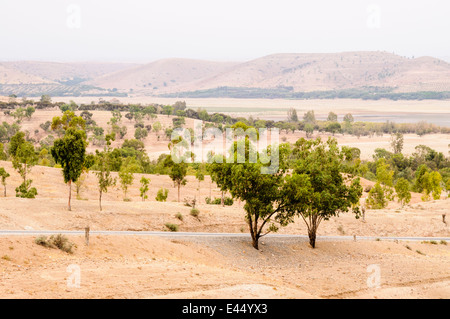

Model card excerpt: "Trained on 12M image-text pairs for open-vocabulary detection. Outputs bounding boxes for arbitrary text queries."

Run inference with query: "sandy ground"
[0,103,449,299]
[0,162,449,299]
[0,236,448,299]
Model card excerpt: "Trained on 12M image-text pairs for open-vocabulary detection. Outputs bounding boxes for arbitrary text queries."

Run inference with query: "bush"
[156,188,169,202]
[205,196,233,206]
[175,212,183,221]
[367,182,388,209]
[35,236,51,247]
[165,223,179,232]
[34,234,74,254]
[190,208,200,218]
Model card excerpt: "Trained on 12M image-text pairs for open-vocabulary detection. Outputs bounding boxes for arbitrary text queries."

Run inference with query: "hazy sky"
[0,0,449,63]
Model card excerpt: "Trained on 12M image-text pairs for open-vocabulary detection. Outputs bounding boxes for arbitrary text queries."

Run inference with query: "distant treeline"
[161,86,450,101]
[1,98,450,147]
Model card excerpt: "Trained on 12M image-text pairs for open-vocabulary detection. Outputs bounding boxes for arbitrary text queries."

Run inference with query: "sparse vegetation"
[34,234,75,254]
[165,223,179,232]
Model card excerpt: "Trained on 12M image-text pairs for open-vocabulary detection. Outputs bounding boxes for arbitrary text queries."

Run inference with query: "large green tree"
[51,128,88,211]
[290,138,362,248]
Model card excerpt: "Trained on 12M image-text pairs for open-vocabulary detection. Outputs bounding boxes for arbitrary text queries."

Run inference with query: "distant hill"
[86,58,238,94]
[1,52,450,98]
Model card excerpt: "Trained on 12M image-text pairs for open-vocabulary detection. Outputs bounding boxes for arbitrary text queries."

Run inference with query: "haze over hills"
[1,51,450,98]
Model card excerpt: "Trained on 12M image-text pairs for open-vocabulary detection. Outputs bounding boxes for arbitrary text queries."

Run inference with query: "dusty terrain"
[0,161,449,299]
[0,103,449,299]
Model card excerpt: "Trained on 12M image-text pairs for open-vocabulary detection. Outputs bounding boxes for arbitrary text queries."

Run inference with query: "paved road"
[0,230,449,242]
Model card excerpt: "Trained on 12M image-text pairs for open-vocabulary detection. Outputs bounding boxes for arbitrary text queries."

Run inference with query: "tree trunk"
[3,185,6,197]
[221,190,224,207]
[248,216,259,250]
[99,191,102,211]
[209,180,212,199]
[252,236,259,250]
[68,180,72,211]
[308,230,316,248]
[178,184,180,202]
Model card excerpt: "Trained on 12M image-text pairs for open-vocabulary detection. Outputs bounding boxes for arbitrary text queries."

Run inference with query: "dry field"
[0,100,449,299]
[0,161,449,299]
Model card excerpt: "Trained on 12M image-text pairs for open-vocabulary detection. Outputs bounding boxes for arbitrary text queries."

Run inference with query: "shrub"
[156,188,169,202]
[165,223,179,232]
[175,212,183,221]
[367,182,388,209]
[190,208,200,218]
[35,236,51,247]
[35,234,74,254]
[49,234,74,254]
[205,196,233,206]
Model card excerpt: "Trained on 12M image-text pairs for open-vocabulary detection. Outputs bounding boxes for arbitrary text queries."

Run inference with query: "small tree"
[164,156,187,202]
[139,176,150,201]
[156,188,169,202]
[421,171,442,201]
[51,128,87,210]
[287,108,298,122]
[153,121,162,135]
[195,169,205,189]
[327,112,338,122]
[118,166,134,201]
[395,178,411,207]
[391,132,404,154]
[367,158,394,209]
[0,167,10,197]
[9,132,38,198]
[95,135,117,211]
[163,105,174,117]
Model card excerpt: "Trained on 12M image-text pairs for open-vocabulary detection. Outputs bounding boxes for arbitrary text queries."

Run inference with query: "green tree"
[208,156,232,207]
[287,108,298,122]
[303,110,316,124]
[0,143,7,160]
[391,132,404,154]
[163,105,174,117]
[153,121,162,135]
[290,138,362,248]
[421,171,442,201]
[25,106,35,120]
[139,176,150,201]
[304,123,314,138]
[327,112,338,122]
[164,156,187,202]
[9,131,38,198]
[367,158,394,209]
[95,135,117,211]
[395,178,411,207]
[51,128,88,210]
[0,167,10,197]
[156,188,169,202]
[118,166,134,200]
[134,127,148,140]
[51,111,85,137]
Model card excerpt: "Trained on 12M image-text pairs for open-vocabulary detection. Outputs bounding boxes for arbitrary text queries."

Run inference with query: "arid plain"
[0,99,449,299]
